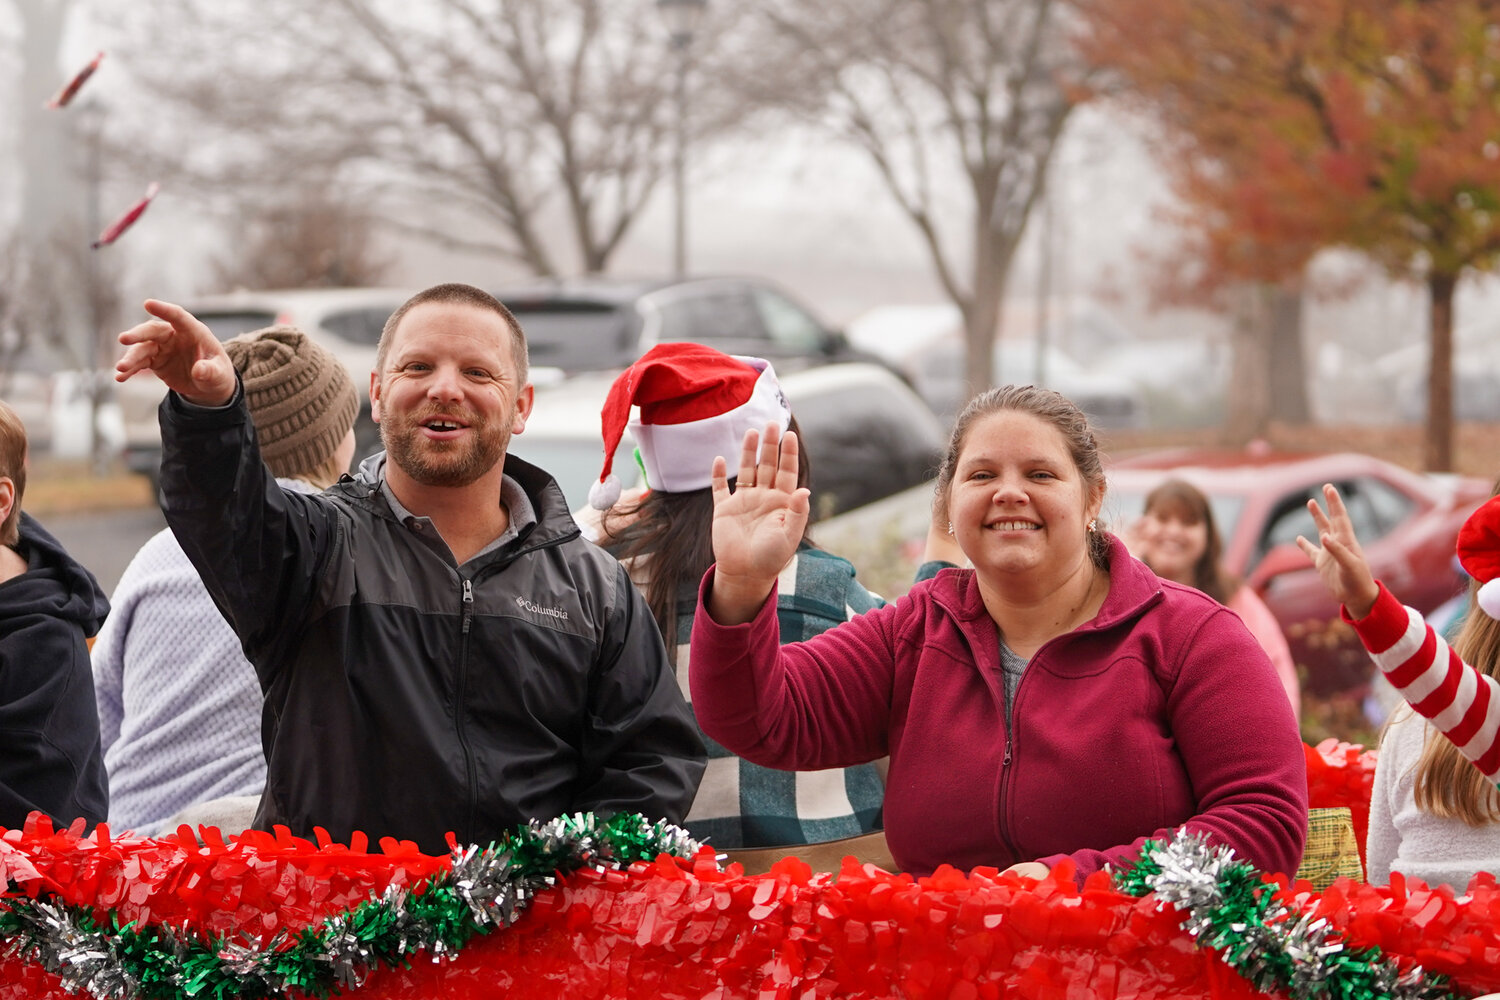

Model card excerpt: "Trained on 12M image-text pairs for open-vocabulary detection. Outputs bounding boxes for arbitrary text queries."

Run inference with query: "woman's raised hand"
[116,300,237,407]
[706,423,810,625]
[1296,483,1380,619]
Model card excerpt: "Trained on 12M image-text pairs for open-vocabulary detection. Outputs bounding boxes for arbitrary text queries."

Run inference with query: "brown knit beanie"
[223,326,359,479]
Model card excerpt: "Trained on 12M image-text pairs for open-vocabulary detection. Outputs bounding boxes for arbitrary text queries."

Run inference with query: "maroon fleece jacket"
[689,535,1307,881]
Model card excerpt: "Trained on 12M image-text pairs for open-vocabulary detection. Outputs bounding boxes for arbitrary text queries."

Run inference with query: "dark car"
[496,276,890,376]
[1104,447,1493,699]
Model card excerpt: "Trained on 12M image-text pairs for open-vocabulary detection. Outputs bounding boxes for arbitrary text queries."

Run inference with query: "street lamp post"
[656,0,706,279]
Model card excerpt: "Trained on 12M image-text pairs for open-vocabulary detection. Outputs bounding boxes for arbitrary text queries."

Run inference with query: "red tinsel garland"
[9,742,1500,1000]
[0,813,448,940]
[1,841,1272,1000]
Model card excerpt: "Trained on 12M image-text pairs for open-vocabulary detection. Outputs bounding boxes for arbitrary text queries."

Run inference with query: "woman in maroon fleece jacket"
[690,385,1307,881]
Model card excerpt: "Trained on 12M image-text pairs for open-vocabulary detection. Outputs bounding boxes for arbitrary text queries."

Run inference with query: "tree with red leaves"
[1082,0,1500,469]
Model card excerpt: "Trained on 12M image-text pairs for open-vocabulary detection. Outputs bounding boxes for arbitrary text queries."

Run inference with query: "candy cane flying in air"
[93,183,160,250]
[45,52,105,110]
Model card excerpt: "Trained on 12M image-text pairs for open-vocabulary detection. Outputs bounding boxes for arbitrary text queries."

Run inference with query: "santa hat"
[588,343,791,510]
[1458,495,1500,619]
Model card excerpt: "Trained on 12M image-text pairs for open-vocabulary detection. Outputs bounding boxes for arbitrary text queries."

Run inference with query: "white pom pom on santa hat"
[1458,495,1500,620]
[1479,578,1500,620]
[588,473,622,512]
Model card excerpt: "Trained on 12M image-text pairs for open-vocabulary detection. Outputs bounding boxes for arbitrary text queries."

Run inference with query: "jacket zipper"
[996,704,1021,862]
[958,575,1160,869]
[998,633,1048,864]
[457,576,478,841]
[996,625,1095,863]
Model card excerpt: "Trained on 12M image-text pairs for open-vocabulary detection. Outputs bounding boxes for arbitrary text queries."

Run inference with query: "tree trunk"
[962,276,1006,404]
[1424,270,1457,472]
[19,0,78,241]
[1267,281,1310,425]
[1223,282,1273,444]
[17,0,107,464]
[961,303,991,403]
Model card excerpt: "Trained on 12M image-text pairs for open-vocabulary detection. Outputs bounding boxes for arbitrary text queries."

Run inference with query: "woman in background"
[1129,479,1300,721]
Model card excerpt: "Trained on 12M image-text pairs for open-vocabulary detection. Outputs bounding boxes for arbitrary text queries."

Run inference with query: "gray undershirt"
[375,458,537,564]
[999,641,1028,726]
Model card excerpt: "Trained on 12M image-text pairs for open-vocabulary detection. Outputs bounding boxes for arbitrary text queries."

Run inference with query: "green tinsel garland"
[1112,829,1460,1000]
[0,812,701,1000]
[7,818,1476,1000]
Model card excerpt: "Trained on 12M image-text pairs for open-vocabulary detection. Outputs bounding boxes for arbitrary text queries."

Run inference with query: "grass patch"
[23,459,155,516]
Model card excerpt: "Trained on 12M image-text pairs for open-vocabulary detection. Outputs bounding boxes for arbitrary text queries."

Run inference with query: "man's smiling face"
[371,301,532,488]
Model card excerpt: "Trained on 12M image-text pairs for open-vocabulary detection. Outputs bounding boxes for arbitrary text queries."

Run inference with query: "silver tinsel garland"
[0,812,702,1000]
[10,819,1472,1000]
[1118,829,1459,1000]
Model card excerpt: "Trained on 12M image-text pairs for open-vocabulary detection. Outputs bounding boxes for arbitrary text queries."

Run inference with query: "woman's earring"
[947,521,955,535]
[1087,518,1097,532]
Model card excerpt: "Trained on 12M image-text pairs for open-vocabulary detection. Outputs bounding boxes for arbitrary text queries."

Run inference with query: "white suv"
[117,287,413,483]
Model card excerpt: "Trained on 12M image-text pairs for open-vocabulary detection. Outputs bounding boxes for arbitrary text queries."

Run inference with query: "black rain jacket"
[159,387,704,853]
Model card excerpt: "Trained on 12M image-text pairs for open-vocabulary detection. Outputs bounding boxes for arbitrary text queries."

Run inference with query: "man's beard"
[381,406,510,488]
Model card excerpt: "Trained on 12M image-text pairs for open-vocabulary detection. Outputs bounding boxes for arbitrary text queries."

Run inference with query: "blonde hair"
[1410,473,1500,825]
[1409,593,1500,824]
[298,450,351,492]
[0,400,27,546]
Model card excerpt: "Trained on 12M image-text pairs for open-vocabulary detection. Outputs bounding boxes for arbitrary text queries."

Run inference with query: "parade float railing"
[4,743,1497,1000]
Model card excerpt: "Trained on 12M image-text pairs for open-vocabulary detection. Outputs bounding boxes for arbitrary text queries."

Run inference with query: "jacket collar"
[337,451,581,550]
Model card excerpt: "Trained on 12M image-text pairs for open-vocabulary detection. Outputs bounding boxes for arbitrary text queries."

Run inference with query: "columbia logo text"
[516,596,570,621]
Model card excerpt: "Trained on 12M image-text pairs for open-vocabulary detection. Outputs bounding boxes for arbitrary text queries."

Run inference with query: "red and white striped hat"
[589,343,791,509]
[1458,495,1500,619]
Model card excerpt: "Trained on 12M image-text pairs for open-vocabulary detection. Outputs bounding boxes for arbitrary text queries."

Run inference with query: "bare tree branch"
[106,0,758,279]
[741,0,1086,394]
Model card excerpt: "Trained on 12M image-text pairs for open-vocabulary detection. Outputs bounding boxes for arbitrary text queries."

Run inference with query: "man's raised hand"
[116,300,236,406]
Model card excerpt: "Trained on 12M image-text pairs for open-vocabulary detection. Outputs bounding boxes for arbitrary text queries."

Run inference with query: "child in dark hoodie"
[0,399,109,830]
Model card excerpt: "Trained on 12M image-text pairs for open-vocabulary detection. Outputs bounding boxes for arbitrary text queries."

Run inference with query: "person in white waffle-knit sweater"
[91,328,358,835]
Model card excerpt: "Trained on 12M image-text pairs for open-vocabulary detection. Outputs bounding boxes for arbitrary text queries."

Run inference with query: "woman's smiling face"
[946,409,1103,584]
[1139,499,1209,585]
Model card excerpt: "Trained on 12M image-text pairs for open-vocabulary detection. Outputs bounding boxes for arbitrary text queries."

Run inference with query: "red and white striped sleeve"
[1344,583,1500,785]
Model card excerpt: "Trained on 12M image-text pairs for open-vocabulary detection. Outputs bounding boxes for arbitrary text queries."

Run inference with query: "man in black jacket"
[115,284,704,853]
[0,400,110,831]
